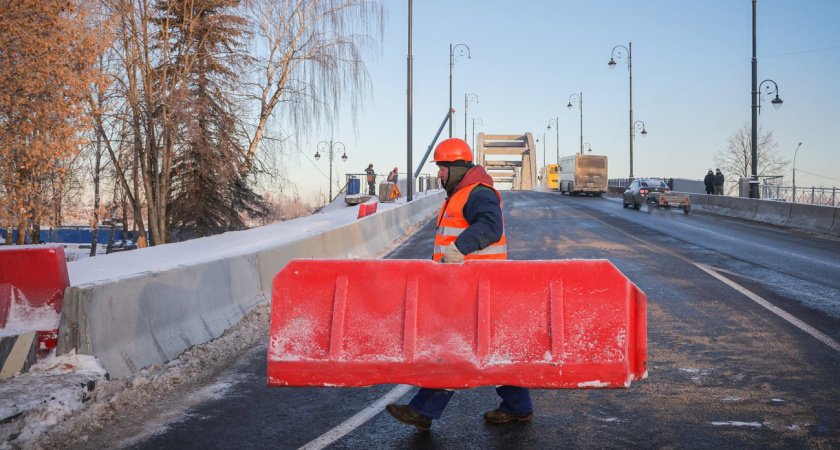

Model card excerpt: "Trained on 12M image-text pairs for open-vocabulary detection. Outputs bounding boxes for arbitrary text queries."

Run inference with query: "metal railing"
[760,184,838,207]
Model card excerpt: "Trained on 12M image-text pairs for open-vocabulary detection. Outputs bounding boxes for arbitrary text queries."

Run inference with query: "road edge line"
[695,263,840,353]
[298,384,414,450]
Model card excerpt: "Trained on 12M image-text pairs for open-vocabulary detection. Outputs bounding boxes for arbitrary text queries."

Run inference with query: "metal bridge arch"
[475,133,538,190]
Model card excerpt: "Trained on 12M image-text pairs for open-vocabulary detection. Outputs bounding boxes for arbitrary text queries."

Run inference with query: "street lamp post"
[465,93,478,142]
[567,93,583,155]
[608,42,634,179]
[472,117,483,151]
[751,78,784,198]
[547,119,559,166]
[449,43,471,138]
[633,120,647,148]
[750,0,783,198]
[314,140,347,200]
[792,142,803,202]
[535,133,546,176]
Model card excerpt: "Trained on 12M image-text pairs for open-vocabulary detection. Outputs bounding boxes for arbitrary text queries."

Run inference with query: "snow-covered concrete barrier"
[58,191,444,379]
[254,190,444,300]
[689,193,838,237]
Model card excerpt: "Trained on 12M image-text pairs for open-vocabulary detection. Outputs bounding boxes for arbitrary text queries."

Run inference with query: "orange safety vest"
[433,183,507,262]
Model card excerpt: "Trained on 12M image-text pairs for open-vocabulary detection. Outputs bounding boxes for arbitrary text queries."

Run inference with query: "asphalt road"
[129,191,840,449]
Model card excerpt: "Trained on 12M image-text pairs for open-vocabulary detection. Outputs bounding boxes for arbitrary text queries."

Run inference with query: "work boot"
[386,404,432,431]
[483,409,534,424]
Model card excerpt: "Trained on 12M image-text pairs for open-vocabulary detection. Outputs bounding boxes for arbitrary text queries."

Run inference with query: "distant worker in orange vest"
[386,138,532,430]
[365,163,376,195]
[387,167,398,184]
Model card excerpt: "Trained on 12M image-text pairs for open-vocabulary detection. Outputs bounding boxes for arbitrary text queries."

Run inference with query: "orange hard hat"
[432,138,473,164]
[394,167,398,171]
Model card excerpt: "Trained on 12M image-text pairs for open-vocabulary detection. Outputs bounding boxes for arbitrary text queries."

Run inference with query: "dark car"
[623,179,671,209]
[110,239,138,251]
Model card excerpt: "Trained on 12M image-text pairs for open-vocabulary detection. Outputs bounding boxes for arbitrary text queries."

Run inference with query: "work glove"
[441,242,465,264]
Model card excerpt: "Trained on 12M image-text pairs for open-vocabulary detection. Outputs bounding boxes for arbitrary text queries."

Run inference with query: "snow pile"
[0,351,107,447]
[0,303,271,449]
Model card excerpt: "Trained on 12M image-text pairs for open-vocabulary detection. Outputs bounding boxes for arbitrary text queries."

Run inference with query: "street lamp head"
[341,153,348,162]
[314,151,321,161]
[546,124,551,130]
[608,58,617,69]
[771,95,783,109]
[567,102,573,109]
[641,129,647,137]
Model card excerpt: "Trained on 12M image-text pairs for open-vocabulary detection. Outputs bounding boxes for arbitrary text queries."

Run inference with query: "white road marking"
[695,263,840,353]
[298,384,414,450]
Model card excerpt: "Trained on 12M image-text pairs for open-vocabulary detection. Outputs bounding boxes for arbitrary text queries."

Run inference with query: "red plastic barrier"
[0,245,70,349]
[268,259,647,389]
[357,200,378,219]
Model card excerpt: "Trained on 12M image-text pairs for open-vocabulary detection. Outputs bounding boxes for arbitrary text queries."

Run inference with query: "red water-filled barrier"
[357,200,378,219]
[267,259,647,389]
[0,245,70,349]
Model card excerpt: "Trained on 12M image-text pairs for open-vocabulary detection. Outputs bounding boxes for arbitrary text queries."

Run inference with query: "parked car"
[623,179,671,210]
[110,239,138,251]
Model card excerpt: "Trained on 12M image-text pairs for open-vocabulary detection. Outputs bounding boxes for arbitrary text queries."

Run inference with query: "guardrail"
[688,193,839,237]
[761,184,838,207]
[609,177,839,208]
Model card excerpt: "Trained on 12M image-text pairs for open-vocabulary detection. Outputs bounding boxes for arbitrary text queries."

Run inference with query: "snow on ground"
[0,192,439,449]
[0,302,272,449]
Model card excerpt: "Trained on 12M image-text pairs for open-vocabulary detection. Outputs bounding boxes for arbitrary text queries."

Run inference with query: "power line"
[639,44,840,108]
[795,169,840,183]
[762,44,840,59]
[638,59,748,107]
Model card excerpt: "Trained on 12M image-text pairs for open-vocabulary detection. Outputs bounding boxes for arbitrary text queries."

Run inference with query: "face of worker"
[437,164,449,185]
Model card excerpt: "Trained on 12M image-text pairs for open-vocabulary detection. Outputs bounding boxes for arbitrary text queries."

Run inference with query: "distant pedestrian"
[714,168,724,195]
[365,163,376,195]
[387,167,399,184]
[704,169,715,195]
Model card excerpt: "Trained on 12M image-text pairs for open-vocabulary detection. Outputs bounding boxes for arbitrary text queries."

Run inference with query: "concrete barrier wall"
[255,191,443,299]
[788,203,837,235]
[832,208,840,236]
[59,253,265,379]
[724,197,758,221]
[60,191,445,379]
[690,194,838,237]
[755,200,792,226]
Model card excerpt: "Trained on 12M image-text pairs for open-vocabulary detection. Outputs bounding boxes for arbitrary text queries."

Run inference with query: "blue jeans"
[408,386,533,419]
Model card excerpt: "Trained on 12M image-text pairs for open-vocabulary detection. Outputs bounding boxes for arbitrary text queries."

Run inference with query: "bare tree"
[91,0,243,246]
[714,123,789,194]
[240,0,384,177]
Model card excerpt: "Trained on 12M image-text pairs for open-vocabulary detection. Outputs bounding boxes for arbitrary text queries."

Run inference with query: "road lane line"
[298,384,414,450]
[695,263,840,353]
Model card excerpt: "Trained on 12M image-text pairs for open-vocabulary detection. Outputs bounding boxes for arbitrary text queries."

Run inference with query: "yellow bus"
[547,164,559,190]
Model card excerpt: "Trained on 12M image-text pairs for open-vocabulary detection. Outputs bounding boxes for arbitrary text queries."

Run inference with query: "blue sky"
[287,0,840,200]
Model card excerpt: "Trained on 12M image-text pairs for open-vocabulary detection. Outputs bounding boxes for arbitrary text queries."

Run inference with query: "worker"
[365,163,376,195]
[387,167,399,184]
[385,138,532,430]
